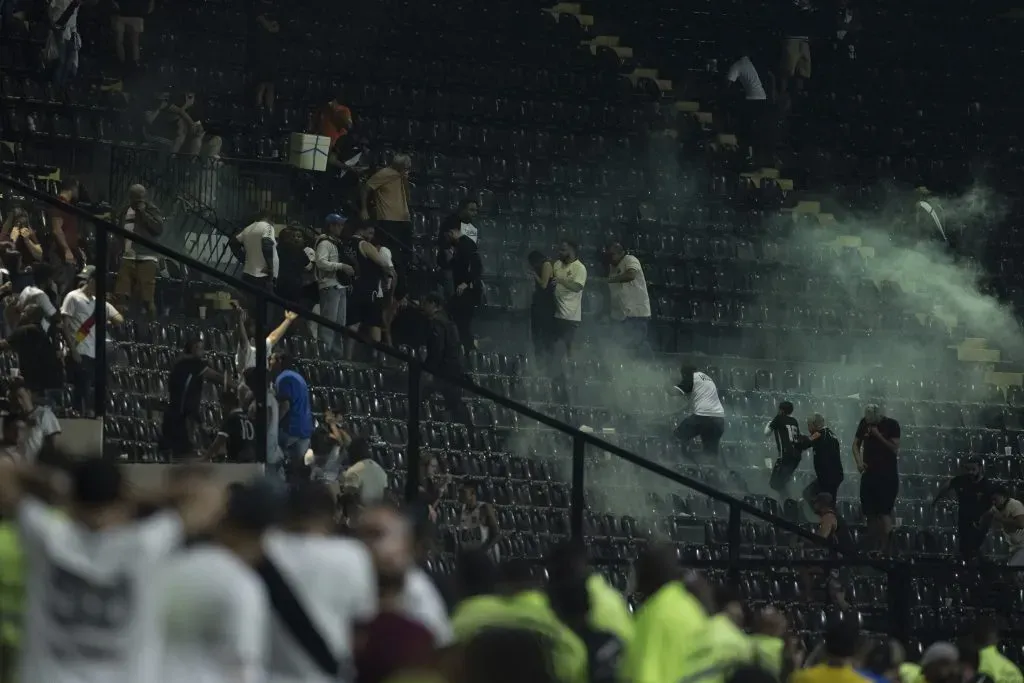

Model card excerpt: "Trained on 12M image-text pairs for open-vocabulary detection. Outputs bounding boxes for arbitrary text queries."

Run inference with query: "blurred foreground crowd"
[0,459,1019,683]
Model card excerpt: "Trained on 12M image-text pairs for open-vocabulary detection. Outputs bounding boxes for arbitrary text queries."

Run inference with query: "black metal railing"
[8,172,1016,649]
[1,172,837,547]
[108,147,308,277]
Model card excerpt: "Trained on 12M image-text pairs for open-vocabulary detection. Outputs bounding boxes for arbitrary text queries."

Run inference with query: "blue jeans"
[275,433,310,479]
[317,285,346,354]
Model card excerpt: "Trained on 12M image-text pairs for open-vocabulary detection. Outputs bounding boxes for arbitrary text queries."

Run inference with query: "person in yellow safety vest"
[791,618,871,683]
[973,616,1024,683]
[625,543,714,683]
[700,584,756,682]
[900,662,923,683]
[545,541,633,652]
[0,519,24,683]
[450,552,588,683]
[749,607,788,679]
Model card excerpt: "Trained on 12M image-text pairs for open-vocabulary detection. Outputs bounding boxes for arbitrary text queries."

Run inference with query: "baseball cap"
[326,213,347,224]
[76,265,96,281]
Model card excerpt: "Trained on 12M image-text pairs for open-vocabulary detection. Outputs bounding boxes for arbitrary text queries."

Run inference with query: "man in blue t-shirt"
[271,351,313,479]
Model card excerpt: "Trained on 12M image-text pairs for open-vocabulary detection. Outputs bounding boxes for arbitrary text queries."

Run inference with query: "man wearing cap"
[314,214,355,355]
[60,266,124,417]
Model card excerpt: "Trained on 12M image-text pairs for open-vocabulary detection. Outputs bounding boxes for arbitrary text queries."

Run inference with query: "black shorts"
[804,477,842,505]
[552,318,579,350]
[347,292,384,328]
[860,470,899,516]
[770,456,801,493]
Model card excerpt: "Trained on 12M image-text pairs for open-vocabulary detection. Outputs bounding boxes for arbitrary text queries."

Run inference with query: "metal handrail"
[0,172,840,556]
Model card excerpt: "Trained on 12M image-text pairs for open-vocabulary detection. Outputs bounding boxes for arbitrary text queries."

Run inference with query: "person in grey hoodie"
[314,213,354,354]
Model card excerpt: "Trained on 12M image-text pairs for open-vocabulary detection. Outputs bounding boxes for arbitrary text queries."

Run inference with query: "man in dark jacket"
[419,294,469,425]
[443,225,482,356]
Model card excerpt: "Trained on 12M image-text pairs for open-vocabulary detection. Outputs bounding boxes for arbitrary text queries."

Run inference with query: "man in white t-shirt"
[234,215,279,308]
[672,365,727,460]
[986,486,1024,566]
[551,239,587,358]
[16,263,60,333]
[341,437,389,512]
[160,482,275,683]
[0,459,225,683]
[263,482,377,683]
[725,53,768,164]
[61,266,124,417]
[604,243,650,353]
[8,380,60,463]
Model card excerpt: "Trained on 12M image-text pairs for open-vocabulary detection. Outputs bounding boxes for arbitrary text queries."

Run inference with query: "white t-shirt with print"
[25,405,61,462]
[460,222,478,243]
[160,545,269,683]
[238,221,279,279]
[675,371,726,418]
[608,254,651,320]
[262,532,377,683]
[552,259,587,322]
[17,500,184,683]
[18,285,57,333]
[61,288,120,358]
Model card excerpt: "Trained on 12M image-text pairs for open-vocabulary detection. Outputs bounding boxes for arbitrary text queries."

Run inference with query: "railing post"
[727,502,741,587]
[94,218,108,424]
[405,363,421,503]
[571,436,585,540]
[254,299,268,473]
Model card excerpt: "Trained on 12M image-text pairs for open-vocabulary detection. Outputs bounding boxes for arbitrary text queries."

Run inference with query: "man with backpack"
[314,213,354,355]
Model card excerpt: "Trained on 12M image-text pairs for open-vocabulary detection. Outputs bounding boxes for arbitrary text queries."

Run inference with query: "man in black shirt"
[796,413,844,506]
[341,221,396,361]
[419,294,469,425]
[853,404,901,553]
[204,391,256,462]
[159,338,227,458]
[0,304,64,401]
[443,224,482,356]
[934,457,991,561]
[767,401,802,501]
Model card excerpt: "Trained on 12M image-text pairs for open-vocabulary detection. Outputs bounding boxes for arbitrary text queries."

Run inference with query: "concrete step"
[985,370,1023,387]
[958,346,1001,363]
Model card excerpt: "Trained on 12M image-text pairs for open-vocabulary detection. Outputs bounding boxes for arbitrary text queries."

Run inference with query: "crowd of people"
[0,455,1021,683]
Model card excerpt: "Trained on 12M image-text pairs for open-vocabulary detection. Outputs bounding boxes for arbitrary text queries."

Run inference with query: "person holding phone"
[0,207,43,292]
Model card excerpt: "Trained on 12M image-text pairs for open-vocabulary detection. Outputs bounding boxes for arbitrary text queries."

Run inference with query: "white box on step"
[288,133,331,172]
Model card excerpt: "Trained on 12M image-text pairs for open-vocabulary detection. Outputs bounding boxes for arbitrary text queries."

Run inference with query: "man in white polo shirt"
[551,239,587,359]
[604,243,650,354]
[673,364,727,461]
